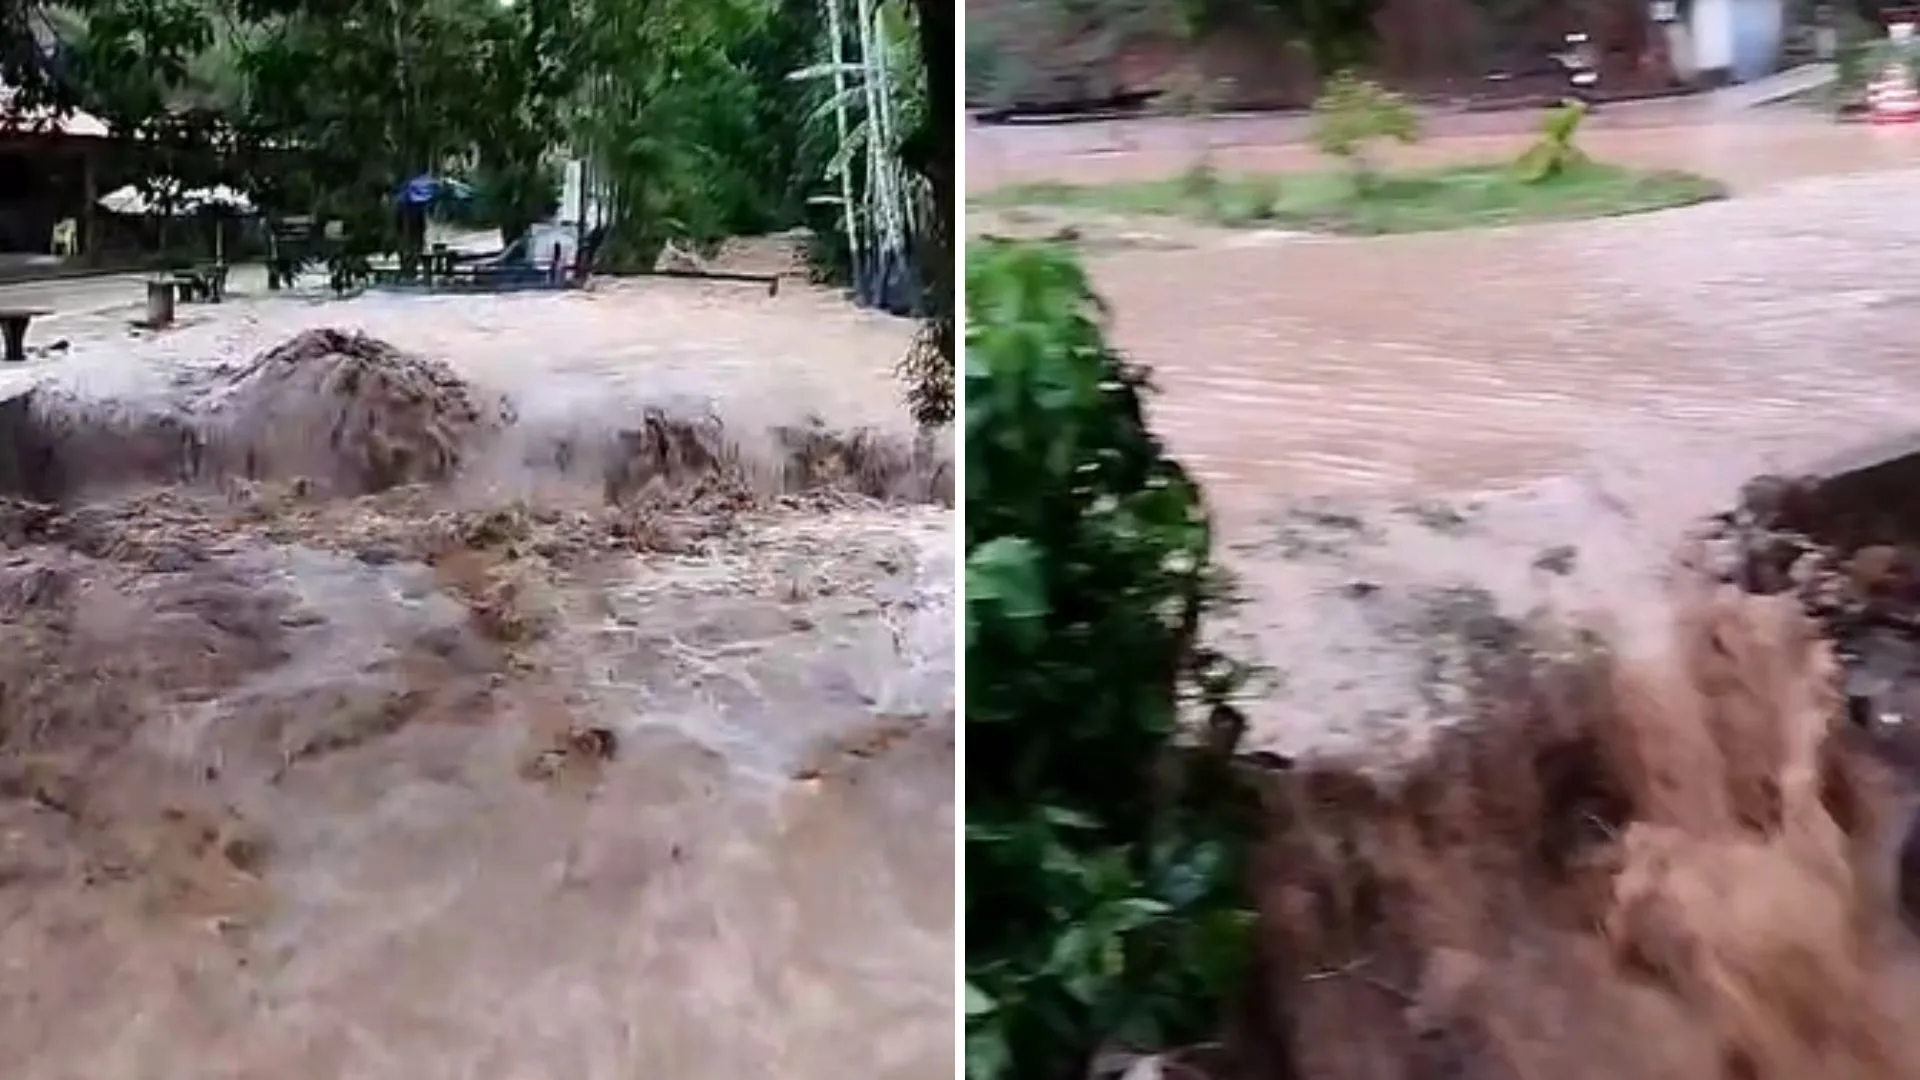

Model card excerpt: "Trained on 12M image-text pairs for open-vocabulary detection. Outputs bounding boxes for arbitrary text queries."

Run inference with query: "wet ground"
[966,99,1917,194]
[0,280,953,1079]
[973,109,1920,764]
[6,272,908,420]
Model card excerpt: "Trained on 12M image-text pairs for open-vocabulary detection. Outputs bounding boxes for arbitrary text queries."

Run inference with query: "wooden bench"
[171,263,229,304]
[439,261,557,291]
[0,308,53,364]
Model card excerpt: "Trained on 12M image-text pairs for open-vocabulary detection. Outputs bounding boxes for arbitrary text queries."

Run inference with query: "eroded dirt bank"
[0,328,953,1080]
[1232,456,1920,1080]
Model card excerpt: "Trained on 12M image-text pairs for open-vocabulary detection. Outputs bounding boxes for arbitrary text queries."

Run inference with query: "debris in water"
[520,724,619,785]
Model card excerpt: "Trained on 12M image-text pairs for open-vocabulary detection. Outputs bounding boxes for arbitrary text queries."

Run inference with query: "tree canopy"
[3,0,943,290]
[1,0,953,414]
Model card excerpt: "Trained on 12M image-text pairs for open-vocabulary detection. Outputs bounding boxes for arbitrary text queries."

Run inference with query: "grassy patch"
[973,160,1728,236]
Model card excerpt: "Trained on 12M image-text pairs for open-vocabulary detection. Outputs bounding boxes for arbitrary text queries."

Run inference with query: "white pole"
[854,0,898,261]
[824,0,861,265]
[869,0,900,254]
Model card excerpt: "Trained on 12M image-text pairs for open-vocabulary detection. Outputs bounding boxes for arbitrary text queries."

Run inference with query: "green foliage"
[5,0,954,424]
[788,0,932,281]
[904,0,953,419]
[58,0,213,131]
[980,161,1724,236]
[1310,71,1419,191]
[469,158,562,245]
[234,0,517,248]
[1178,158,1222,204]
[966,240,1256,1080]
[1171,160,1281,226]
[1512,101,1589,184]
[573,0,820,264]
[1833,10,1893,107]
[8,0,828,256]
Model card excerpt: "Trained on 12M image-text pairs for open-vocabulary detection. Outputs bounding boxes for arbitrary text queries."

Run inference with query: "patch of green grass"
[972,160,1728,236]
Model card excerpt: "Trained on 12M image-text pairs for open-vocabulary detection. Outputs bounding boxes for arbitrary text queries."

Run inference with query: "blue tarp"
[395,175,474,206]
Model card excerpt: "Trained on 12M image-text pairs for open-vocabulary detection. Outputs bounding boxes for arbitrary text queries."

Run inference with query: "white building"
[1682,0,1789,84]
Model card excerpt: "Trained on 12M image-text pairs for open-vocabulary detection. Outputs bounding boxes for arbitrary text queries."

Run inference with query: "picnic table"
[171,263,229,303]
[0,308,52,364]
[361,252,465,287]
[437,258,561,290]
[360,240,572,293]
[426,243,464,280]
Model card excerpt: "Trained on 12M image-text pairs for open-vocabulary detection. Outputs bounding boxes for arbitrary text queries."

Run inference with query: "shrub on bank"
[1310,72,1422,194]
[964,240,1256,1080]
[1513,102,1590,185]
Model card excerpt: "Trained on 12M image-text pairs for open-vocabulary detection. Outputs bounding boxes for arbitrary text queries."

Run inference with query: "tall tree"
[906,0,951,360]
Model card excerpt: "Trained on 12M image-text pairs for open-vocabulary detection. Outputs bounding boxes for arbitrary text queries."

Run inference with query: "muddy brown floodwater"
[0,283,953,1080]
[980,111,1920,1079]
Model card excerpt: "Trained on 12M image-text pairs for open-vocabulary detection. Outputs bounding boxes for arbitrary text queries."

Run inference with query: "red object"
[1870,67,1920,124]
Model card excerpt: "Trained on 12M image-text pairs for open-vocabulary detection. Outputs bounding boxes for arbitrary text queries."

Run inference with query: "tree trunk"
[907,0,952,363]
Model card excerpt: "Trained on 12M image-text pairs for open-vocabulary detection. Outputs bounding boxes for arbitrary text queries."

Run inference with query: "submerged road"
[974,109,1920,509]
[976,107,1920,763]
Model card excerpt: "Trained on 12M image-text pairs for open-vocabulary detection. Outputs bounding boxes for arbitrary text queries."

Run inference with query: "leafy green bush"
[965,240,1257,1080]
[1833,11,1892,109]
[1512,102,1590,184]
[1310,71,1421,193]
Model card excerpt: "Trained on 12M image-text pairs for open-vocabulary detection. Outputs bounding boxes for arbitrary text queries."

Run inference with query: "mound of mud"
[1218,455,1920,1080]
[773,418,951,506]
[1,328,951,508]
[530,410,949,507]
[201,328,513,496]
[1247,587,1920,1080]
[2,329,510,501]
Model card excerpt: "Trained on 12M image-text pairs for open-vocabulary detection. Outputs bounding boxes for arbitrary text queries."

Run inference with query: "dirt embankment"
[1238,468,1920,1080]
